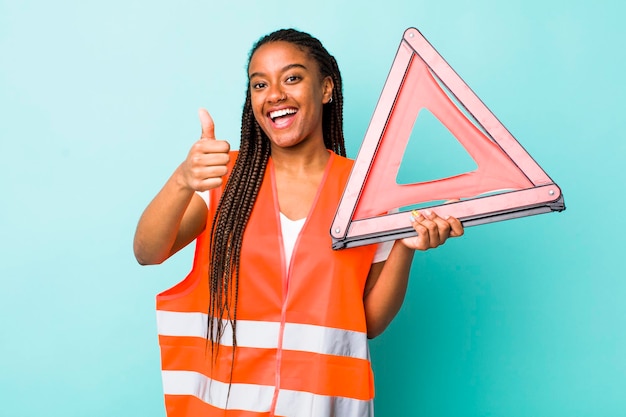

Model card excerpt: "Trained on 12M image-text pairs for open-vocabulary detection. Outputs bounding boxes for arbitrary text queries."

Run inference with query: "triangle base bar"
[332,194,564,250]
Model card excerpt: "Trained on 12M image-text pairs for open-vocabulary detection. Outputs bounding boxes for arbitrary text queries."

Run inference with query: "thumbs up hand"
[179,108,231,191]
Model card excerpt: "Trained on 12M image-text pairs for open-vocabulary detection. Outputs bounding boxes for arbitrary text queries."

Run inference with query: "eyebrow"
[249,63,308,80]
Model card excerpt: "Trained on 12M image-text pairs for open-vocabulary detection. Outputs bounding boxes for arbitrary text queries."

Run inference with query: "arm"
[363,209,464,338]
[133,109,230,265]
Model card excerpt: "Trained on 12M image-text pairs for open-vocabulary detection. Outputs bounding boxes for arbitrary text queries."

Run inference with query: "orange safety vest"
[156,151,378,417]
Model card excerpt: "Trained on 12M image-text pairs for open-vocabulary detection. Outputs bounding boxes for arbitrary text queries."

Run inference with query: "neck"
[270,142,330,176]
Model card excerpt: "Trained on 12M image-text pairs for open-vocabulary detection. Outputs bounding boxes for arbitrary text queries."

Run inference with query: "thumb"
[198,108,215,140]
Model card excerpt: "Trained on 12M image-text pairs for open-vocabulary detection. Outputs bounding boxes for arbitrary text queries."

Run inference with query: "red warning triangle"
[331,27,565,249]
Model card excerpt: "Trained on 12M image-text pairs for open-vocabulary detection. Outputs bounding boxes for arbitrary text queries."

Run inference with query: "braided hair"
[206,28,346,361]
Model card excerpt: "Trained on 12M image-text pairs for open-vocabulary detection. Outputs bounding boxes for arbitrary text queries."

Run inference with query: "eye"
[251,81,267,90]
[285,75,301,84]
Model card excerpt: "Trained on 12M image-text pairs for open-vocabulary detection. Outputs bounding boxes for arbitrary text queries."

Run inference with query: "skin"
[133,40,463,339]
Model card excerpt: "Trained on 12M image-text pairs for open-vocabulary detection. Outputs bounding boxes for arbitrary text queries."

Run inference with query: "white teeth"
[269,108,296,120]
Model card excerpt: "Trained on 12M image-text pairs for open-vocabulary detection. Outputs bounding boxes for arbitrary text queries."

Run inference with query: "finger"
[446,216,465,237]
[410,209,425,223]
[198,108,215,140]
[196,165,229,181]
[408,210,433,250]
[403,225,429,251]
[192,139,231,156]
[189,153,231,172]
[192,177,224,192]
[184,161,230,191]
[423,210,445,246]
[430,215,452,244]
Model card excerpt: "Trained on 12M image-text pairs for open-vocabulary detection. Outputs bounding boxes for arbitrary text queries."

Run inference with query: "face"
[248,41,333,150]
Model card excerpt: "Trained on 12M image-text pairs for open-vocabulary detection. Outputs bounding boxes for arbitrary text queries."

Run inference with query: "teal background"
[1,0,624,416]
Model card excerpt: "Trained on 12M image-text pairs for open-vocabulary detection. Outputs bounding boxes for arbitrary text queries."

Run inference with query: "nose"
[267,84,286,103]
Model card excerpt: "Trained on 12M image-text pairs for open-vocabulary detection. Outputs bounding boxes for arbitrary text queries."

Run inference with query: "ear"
[322,76,334,104]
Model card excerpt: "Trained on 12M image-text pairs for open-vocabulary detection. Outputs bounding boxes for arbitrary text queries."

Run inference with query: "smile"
[269,108,297,122]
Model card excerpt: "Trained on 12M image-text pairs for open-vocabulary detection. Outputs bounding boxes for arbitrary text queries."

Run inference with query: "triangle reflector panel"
[331,27,565,249]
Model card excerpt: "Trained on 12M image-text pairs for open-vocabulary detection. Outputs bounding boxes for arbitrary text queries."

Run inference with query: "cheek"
[250,111,264,128]
[252,109,264,125]
[250,95,265,122]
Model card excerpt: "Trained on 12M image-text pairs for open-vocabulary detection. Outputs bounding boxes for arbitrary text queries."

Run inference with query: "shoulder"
[331,152,354,165]
[329,152,355,176]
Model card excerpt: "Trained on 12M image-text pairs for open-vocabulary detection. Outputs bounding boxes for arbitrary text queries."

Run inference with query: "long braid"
[207,95,268,356]
[206,28,346,378]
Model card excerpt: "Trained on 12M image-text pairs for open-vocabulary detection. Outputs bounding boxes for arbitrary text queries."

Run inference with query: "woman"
[134,28,463,417]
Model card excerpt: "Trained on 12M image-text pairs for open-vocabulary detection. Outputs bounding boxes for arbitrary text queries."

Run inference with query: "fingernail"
[410,209,421,222]
[423,209,432,217]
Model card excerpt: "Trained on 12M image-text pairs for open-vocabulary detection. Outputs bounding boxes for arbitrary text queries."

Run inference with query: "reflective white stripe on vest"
[157,310,368,359]
[161,370,373,417]
[162,370,274,412]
